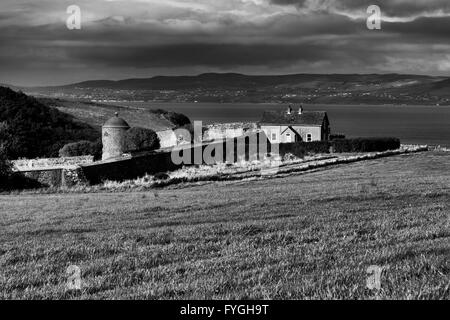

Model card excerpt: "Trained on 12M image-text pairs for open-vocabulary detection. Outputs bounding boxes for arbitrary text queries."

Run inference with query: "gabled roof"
[260,110,327,126]
[281,126,299,135]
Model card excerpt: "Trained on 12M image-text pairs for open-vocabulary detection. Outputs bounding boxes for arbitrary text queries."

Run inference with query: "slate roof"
[260,110,327,126]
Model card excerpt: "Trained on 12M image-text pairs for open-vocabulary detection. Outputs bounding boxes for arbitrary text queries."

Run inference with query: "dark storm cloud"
[1,0,450,86]
[0,12,376,72]
[67,43,340,68]
[385,16,450,40]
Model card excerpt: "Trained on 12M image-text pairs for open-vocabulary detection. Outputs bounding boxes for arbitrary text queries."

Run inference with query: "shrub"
[59,140,102,160]
[164,111,191,127]
[124,127,160,153]
[278,141,330,158]
[331,137,400,153]
[278,143,306,158]
[149,109,191,127]
[330,134,346,140]
[1,173,42,191]
[303,141,331,153]
[331,139,352,153]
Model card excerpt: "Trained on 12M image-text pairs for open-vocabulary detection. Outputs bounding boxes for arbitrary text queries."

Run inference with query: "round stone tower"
[102,113,130,161]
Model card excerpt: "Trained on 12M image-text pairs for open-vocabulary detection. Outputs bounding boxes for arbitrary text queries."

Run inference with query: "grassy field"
[0,152,449,299]
[40,98,177,131]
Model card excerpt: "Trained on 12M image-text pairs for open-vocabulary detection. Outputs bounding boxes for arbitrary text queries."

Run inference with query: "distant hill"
[0,87,99,159]
[20,73,450,104]
[30,73,443,90]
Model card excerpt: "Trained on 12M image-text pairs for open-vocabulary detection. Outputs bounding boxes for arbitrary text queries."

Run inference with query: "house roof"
[260,110,327,126]
[281,126,301,135]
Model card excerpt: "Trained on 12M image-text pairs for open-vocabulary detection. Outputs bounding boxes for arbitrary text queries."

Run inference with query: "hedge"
[275,137,400,157]
[278,141,331,157]
[124,127,160,153]
[331,137,400,153]
[330,134,346,140]
[59,140,102,160]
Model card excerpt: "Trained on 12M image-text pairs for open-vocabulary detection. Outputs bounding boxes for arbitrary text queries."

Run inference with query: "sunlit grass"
[0,152,448,299]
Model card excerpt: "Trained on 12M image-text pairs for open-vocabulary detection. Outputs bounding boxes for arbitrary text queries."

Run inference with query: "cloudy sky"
[1,0,450,86]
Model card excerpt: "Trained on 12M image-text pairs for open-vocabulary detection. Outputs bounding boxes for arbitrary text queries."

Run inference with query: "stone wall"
[14,133,271,187]
[203,122,258,141]
[80,132,271,185]
[81,149,180,185]
[20,167,87,188]
[157,129,178,148]
[13,156,94,171]
[21,169,63,187]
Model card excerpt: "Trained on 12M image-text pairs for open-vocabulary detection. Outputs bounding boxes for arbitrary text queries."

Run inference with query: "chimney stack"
[287,105,292,115]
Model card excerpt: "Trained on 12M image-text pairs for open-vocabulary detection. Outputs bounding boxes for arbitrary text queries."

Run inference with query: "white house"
[259,106,330,143]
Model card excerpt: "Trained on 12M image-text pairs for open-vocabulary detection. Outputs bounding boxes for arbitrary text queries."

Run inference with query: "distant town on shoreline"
[7,73,450,106]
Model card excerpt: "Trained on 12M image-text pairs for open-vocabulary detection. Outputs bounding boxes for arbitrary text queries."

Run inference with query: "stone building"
[203,122,258,141]
[260,106,330,143]
[102,113,130,160]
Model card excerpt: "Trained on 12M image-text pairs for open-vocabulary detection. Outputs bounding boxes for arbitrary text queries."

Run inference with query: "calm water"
[107,102,450,147]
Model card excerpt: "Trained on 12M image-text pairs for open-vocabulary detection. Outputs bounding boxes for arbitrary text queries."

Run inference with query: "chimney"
[298,105,304,115]
[287,105,292,115]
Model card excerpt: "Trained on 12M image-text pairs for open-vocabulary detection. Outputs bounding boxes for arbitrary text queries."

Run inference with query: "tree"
[124,127,160,152]
[0,147,42,191]
[0,121,14,159]
[164,111,191,127]
[0,148,12,189]
[0,86,100,159]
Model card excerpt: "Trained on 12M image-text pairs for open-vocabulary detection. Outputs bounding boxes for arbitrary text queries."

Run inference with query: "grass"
[40,98,177,131]
[0,151,449,299]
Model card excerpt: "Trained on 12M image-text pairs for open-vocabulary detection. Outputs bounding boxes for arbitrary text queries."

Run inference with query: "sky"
[1,0,450,86]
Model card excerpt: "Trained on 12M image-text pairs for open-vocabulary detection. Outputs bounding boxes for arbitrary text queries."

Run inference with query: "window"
[307,133,312,142]
[271,133,277,141]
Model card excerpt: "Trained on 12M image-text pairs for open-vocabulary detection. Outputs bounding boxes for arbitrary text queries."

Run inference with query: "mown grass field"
[0,152,449,299]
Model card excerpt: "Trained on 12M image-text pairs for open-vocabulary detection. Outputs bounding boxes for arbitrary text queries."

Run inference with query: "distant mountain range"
[26,73,447,90]
[17,73,450,105]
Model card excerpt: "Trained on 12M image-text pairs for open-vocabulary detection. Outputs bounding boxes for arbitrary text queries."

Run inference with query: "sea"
[105,102,450,147]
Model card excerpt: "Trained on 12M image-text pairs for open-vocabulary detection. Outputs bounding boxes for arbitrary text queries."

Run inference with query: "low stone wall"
[62,168,88,187]
[13,156,94,171]
[80,132,270,185]
[80,150,180,185]
[157,129,178,148]
[19,167,87,188]
[21,169,63,188]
